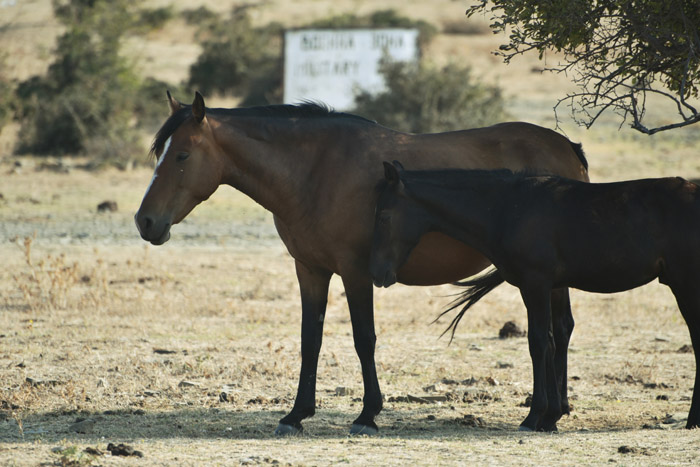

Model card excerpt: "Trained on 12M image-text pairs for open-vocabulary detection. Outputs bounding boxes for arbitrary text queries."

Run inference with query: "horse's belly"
[396,232,492,286]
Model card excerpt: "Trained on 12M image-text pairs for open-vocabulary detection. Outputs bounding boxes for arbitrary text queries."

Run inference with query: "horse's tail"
[570,141,588,171]
[434,268,505,343]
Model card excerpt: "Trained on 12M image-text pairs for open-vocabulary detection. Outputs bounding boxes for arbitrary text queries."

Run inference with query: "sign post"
[284,28,419,110]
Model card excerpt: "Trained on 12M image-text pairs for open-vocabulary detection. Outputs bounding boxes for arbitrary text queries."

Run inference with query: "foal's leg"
[342,273,383,435]
[276,261,332,435]
[668,284,700,429]
[519,285,560,431]
[549,287,575,425]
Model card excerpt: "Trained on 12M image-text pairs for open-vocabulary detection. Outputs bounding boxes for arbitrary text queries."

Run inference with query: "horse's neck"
[411,179,502,257]
[212,116,336,224]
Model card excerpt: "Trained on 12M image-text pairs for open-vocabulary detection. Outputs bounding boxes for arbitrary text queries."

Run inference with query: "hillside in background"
[1,0,699,180]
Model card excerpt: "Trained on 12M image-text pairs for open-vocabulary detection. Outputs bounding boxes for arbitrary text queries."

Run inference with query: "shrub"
[351,60,509,133]
[13,0,179,167]
[0,53,14,131]
[187,10,283,103]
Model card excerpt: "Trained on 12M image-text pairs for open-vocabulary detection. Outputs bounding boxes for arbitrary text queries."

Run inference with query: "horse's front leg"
[276,261,332,435]
[547,287,575,429]
[519,284,560,432]
[342,272,382,435]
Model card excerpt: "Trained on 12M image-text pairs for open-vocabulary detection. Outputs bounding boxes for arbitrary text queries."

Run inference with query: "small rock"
[26,377,60,387]
[440,378,460,385]
[220,385,239,403]
[178,380,200,389]
[107,443,143,457]
[499,321,526,338]
[247,396,268,404]
[335,386,353,396]
[496,361,514,369]
[83,447,104,456]
[677,344,693,353]
[97,200,118,213]
[153,348,177,355]
[656,394,669,401]
[618,445,636,454]
[461,376,479,386]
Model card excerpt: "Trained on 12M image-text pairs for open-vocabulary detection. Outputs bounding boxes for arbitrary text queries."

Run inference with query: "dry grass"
[1,163,698,465]
[2,1,700,465]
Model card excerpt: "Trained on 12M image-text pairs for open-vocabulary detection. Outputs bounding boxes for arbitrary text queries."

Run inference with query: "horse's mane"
[150,101,375,158]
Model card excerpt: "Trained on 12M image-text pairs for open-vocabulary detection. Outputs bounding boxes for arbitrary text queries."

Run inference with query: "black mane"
[150,101,375,157]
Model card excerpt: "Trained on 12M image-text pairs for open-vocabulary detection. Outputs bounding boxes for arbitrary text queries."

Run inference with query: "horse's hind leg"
[667,282,700,429]
[548,287,575,426]
[519,284,560,432]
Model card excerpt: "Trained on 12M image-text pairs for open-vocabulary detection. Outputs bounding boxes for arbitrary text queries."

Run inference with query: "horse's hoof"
[518,425,535,432]
[350,423,378,436]
[274,423,302,436]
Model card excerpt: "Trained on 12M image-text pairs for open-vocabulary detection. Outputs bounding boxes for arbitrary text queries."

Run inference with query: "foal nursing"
[371,161,700,431]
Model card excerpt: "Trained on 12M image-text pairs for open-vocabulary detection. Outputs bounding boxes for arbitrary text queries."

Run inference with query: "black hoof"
[350,423,378,435]
[518,425,535,432]
[539,423,558,433]
[274,423,302,436]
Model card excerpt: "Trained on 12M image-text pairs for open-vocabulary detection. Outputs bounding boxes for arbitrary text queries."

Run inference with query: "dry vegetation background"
[2,0,700,465]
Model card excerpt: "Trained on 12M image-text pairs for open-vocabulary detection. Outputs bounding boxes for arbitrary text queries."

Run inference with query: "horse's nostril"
[138,215,154,232]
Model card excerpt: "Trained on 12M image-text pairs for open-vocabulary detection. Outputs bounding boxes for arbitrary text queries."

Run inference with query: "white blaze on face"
[143,136,172,199]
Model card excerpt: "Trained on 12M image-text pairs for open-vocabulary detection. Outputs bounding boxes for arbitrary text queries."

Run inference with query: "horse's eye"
[176,152,190,162]
[378,214,390,226]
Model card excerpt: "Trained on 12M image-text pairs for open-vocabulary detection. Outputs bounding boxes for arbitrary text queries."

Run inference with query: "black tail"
[434,268,505,343]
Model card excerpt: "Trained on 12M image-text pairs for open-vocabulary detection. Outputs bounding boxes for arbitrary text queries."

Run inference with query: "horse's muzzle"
[134,212,172,245]
[371,268,397,288]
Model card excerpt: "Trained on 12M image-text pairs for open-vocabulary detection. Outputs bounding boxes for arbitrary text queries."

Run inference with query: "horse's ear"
[383,161,401,185]
[192,91,206,123]
[392,160,405,171]
[166,90,182,115]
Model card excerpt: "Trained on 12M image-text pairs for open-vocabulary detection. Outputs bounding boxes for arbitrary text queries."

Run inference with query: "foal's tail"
[435,268,505,343]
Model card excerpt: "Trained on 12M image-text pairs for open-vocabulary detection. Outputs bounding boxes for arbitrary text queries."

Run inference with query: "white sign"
[284,28,419,110]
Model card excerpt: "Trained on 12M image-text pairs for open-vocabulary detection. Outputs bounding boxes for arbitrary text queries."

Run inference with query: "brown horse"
[371,162,700,431]
[135,92,589,435]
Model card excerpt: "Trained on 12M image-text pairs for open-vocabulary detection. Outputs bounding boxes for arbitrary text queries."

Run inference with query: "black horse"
[370,161,700,431]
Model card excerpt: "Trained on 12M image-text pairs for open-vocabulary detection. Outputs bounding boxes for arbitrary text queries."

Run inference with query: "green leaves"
[468,0,700,133]
[352,60,508,133]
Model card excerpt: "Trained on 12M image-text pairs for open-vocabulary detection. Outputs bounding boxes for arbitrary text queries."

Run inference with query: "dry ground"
[1,160,699,466]
[2,0,700,465]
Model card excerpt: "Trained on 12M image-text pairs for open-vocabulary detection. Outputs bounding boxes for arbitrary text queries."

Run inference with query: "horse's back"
[406,122,588,181]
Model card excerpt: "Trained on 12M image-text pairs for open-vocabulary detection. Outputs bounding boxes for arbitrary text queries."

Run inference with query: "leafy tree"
[14,0,176,166]
[468,0,700,134]
[352,60,508,133]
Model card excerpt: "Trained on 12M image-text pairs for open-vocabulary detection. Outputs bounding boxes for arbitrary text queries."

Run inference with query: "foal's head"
[135,92,225,245]
[370,161,432,288]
